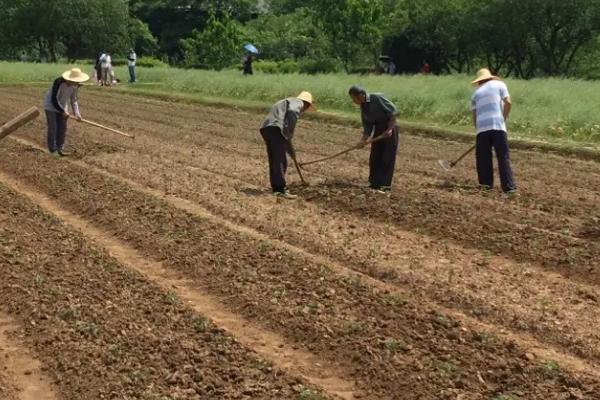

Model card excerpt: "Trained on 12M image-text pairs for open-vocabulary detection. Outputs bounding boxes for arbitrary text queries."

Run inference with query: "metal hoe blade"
[438,159,453,171]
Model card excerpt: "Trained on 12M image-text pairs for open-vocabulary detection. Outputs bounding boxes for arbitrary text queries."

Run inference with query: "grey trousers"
[45,110,67,152]
[101,67,110,85]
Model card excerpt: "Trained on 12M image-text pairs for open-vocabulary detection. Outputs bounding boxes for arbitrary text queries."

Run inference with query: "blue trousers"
[128,66,136,82]
[476,130,516,192]
[45,111,67,152]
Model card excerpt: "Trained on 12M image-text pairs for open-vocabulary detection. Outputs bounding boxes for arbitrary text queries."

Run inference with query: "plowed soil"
[1,86,599,399]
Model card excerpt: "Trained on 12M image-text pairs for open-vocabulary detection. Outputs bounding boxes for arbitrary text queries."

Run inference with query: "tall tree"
[521,0,600,76]
[0,0,133,62]
[179,13,246,69]
[244,8,331,60]
[310,0,384,71]
[129,0,257,61]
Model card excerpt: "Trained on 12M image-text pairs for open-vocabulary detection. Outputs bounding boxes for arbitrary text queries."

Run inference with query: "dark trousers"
[45,111,67,152]
[476,130,516,192]
[128,65,136,82]
[370,126,399,188]
[260,126,290,192]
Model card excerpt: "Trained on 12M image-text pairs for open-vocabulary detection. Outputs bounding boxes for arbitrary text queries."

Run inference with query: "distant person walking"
[100,53,112,86]
[242,53,254,75]
[471,68,517,195]
[127,48,137,83]
[43,68,89,156]
[421,61,430,75]
[259,91,316,198]
[349,86,399,193]
[94,53,105,85]
[385,60,396,75]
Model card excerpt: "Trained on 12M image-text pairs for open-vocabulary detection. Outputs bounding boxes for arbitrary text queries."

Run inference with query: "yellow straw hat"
[297,91,316,111]
[471,68,499,85]
[62,68,90,83]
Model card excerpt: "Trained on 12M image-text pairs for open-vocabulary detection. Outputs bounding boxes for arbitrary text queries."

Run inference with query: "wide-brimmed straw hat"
[297,91,316,111]
[471,68,499,84]
[62,68,90,83]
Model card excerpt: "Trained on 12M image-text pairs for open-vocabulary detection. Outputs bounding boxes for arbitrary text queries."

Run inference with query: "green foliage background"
[1,0,600,78]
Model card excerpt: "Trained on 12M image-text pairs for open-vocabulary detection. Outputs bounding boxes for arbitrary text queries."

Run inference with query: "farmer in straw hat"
[43,68,89,156]
[470,68,517,195]
[260,91,315,199]
[349,85,399,193]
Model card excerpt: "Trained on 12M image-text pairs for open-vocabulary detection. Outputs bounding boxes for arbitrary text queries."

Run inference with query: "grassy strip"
[2,60,599,161]
[115,85,600,162]
[2,61,600,144]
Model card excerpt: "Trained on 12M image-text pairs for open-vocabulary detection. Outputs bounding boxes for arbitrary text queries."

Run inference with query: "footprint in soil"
[76,144,124,158]
[427,180,480,193]
[292,181,367,201]
[240,187,268,197]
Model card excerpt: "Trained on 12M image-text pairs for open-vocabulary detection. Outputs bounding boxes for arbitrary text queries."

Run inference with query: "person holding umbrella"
[243,44,258,75]
[349,85,399,193]
[43,68,89,156]
[470,68,517,195]
[259,91,316,199]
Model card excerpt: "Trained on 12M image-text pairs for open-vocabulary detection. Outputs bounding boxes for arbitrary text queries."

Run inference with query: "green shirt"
[261,97,304,140]
[361,93,398,136]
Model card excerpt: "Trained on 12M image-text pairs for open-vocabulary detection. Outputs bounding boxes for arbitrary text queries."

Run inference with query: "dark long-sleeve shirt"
[261,98,304,140]
[360,93,398,136]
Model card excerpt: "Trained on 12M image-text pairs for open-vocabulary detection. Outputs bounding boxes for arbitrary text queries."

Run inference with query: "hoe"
[438,144,476,171]
[0,107,40,141]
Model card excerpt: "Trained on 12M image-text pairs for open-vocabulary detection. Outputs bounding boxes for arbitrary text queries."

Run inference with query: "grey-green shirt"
[261,97,304,140]
[361,93,398,136]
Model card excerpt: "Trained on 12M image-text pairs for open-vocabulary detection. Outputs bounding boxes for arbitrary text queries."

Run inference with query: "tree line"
[1,0,600,78]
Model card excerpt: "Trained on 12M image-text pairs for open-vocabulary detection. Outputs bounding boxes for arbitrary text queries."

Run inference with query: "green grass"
[2,61,600,146]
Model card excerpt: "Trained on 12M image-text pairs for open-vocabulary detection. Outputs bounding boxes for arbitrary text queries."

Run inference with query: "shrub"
[253,60,280,74]
[298,57,341,74]
[136,57,168,68]
[253,59,300,74]
[277,59,300,74]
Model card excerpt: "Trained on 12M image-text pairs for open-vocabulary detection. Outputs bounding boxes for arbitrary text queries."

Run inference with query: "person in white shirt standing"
[100,53,112,86]
[127,48,137,83]
[43,68,89,156]
[471,68,517,195]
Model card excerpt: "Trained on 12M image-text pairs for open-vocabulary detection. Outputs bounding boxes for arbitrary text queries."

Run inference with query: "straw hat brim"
[62,70,90,83]
[471,75,499,85]
[297,93,317,111]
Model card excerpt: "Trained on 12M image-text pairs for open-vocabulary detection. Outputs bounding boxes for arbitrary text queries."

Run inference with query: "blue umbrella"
[244,44,259,54]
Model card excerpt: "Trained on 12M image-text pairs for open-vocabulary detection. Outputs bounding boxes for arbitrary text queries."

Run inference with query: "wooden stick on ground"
[74,117,135,139]
[0,107,40,141]
[300,134,387,167]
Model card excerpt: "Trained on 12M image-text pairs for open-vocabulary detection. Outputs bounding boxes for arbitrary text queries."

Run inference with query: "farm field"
[0,86,599,400]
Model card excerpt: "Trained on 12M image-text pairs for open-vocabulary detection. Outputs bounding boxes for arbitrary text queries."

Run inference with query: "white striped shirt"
[471,80,509,134]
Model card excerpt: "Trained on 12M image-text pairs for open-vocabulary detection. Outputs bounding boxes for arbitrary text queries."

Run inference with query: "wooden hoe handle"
[0,107,40,141]
[300,134,387,167]
[74,116,135,139]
